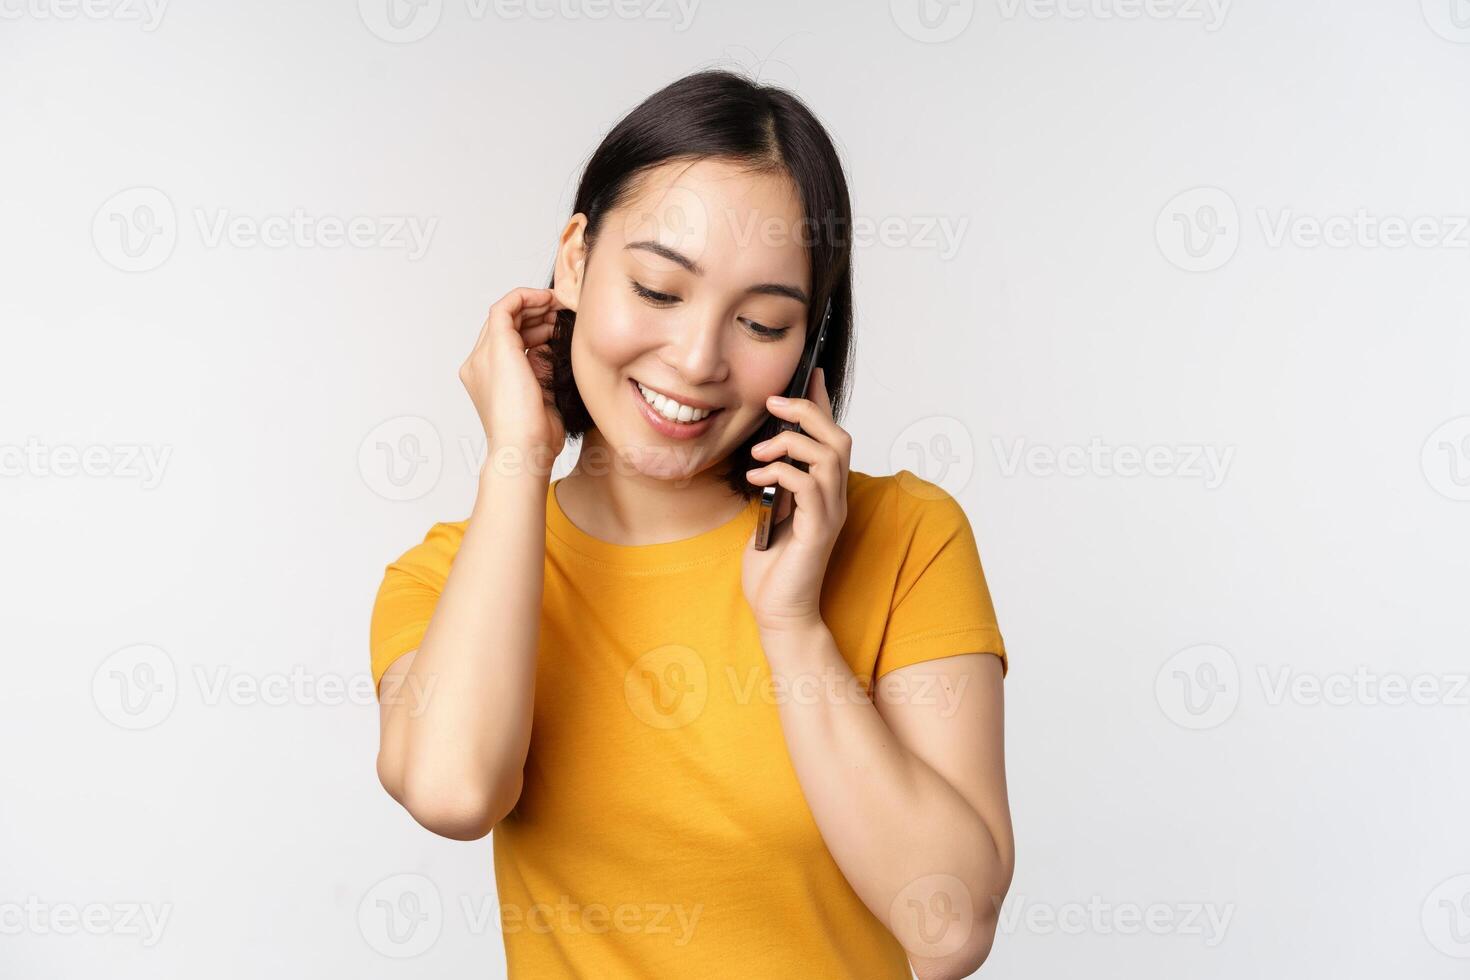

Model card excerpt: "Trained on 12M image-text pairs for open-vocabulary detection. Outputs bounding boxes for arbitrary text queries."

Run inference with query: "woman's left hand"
[741,366,852,634]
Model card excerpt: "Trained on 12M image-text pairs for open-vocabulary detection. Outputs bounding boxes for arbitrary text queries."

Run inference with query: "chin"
[620,436,722,486]
[577,415,719,485]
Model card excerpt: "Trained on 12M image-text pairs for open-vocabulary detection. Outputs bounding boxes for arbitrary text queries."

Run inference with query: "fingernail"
[768,395,789,406]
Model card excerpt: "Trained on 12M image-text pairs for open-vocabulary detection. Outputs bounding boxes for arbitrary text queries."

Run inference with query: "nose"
[660,306,728,387]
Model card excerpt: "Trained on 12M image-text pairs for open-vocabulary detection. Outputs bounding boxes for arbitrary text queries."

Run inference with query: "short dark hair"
[538,67,855,500]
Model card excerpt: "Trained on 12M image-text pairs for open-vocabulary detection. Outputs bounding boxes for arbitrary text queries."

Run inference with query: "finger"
[476,288,559,347]
[765,389,847,455]
[517,311,558,340]
[809,366,833,415]
[520,322,555,349]
[750,428,844,518]
[495,286,558,314]
[745,460,826,523]
[750,428,841,473]
[488,304,559,355]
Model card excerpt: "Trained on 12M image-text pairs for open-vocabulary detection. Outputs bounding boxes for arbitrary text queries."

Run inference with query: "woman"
[370,69,1013,979]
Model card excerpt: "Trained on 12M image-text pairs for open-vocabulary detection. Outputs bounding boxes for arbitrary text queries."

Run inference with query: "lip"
[628,378,723,440]
[631,378,722,411]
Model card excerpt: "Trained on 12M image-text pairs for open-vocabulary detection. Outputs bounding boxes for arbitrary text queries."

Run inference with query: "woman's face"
[553,157,813,483]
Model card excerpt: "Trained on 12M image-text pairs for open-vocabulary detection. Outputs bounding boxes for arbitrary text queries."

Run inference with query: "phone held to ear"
[752,297,833,551]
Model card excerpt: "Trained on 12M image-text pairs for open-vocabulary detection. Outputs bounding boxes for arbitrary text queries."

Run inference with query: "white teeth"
[637,382,712,422]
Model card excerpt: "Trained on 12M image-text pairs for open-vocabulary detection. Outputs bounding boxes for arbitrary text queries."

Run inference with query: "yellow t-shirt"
[369,468,1006,979]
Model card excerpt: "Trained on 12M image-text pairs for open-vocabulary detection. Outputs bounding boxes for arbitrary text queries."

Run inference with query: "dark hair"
[537,67,855,500]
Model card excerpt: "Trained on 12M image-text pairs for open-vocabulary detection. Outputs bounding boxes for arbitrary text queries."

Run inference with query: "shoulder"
[380,518,471,590]
[843,468,974,549]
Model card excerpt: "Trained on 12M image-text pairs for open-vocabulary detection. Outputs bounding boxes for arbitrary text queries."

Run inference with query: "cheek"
[735,349,800,404]
[576,291,649,373]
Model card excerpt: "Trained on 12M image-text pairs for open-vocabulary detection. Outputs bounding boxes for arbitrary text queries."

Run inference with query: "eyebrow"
[624,240,809,305]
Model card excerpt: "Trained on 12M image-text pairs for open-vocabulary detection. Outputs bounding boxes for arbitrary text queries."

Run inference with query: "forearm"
[758,620,1008,973]
[384,456,549,824]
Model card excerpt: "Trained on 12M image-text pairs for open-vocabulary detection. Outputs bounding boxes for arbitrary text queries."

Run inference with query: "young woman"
[370,69,1013,979]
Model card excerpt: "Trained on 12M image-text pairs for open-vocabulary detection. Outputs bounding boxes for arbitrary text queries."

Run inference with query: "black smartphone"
[752,296,833,551]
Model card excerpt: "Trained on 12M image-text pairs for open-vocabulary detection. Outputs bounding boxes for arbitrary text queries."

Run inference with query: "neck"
[557,430,751,546]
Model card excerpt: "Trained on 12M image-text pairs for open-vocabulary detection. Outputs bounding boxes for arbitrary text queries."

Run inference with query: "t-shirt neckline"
[546,477,760,569]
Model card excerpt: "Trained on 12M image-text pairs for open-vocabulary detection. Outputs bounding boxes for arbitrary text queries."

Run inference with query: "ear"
[552,214,589,312]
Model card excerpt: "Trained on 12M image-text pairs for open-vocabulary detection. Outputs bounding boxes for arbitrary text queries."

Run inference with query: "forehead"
[610,157,811,293]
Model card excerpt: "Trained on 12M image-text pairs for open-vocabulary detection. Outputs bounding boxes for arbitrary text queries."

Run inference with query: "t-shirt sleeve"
[368,521,467,694]
[872,474,1007,681]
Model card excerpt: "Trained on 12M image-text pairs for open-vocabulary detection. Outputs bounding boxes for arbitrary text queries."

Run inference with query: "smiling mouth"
[630,378,725,424]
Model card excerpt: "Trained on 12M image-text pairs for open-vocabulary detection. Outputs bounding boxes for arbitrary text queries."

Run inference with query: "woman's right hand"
[460,287,566,474]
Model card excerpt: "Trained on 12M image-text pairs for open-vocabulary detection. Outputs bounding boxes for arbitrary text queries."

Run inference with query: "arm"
[375,463,549,841]
[374,286,564,841]
[759,623,1013,979]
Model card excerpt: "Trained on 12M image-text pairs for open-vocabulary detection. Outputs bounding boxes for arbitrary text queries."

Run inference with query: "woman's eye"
[629,279,678,305]
[742,318,790,341]
[631,278,789,340]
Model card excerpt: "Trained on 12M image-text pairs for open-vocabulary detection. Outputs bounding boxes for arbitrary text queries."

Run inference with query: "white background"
[3,0,1469,977]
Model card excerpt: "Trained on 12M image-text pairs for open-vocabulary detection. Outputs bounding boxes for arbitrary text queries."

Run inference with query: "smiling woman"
[369,68,1012,980]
